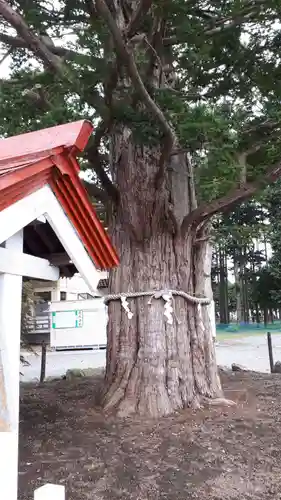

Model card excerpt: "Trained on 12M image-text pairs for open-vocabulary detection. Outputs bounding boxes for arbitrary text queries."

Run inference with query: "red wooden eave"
[0,120,119,270]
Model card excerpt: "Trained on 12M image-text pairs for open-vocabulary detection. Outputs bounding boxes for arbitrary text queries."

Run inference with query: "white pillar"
[0,230,23,500]
[51,281,61,302]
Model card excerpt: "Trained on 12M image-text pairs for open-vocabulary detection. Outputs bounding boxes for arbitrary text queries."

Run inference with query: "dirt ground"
[19,370,281,500]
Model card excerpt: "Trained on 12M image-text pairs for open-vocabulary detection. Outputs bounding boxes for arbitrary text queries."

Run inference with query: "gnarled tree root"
[201,397,237,407]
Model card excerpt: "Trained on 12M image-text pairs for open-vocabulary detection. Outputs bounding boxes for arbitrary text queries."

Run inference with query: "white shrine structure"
[0,120,119,499]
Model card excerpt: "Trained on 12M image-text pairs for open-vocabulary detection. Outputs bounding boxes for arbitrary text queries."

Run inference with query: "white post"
[52,281,61,302]
[34,484,65,500]
[0,230,23,500]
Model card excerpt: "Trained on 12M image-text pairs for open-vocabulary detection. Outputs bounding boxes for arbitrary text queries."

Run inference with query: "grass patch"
[216,328,281,341]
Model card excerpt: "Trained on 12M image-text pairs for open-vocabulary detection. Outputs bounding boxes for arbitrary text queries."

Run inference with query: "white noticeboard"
[49,298,107,350]
[52,310,83,329]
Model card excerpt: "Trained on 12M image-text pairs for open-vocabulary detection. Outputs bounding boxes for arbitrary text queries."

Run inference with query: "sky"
[0,54,11,77]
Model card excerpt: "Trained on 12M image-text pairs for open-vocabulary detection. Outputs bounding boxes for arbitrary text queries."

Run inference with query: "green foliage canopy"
[1,1,281,213]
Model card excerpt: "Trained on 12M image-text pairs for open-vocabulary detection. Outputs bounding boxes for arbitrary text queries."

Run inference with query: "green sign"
[52,310,83,329]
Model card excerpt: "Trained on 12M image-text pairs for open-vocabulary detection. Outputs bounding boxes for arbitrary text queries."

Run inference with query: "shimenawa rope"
[104,289,211,325]
[104,289,210,305]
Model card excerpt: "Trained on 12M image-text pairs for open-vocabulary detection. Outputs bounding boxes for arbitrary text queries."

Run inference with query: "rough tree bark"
[94,0,222,418]
[102,134,221,418]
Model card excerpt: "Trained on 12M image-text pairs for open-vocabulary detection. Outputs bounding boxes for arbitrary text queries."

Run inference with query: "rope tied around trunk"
[104,289,211,325]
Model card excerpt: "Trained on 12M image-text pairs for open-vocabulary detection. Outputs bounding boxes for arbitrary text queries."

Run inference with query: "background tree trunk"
[264,308,268,326]
[103,136,221,417]
[219,246,229,324]
[234,255,242,324]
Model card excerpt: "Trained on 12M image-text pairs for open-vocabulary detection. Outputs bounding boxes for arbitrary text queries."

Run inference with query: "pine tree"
[257,180,281,321]
[213,202,266,324]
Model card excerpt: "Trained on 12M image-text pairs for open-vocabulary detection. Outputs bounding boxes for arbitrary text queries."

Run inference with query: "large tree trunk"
[102,138,221,418]
[100,0,221,418]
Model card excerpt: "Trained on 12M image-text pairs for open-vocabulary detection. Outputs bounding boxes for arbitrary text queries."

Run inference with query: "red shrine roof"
[0,120,119,271]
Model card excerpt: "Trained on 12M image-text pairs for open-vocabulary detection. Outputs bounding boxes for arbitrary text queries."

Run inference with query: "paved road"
[20,349,106,382]
[20,333,281,382]
[216,333,281,372]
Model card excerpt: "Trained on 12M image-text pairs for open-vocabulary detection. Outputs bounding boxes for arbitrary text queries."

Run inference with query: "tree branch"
[95,0,176,186]
[186,152,197,211]
[83,181,109,204]
[126,0,153,38]
[204,9,260,36]
[236,120,281,180]
[0,45,12,65]
[0,1,116,204]
[243,118,281,136]
[181,160,281,232]
[84,0,98,20]
[0,0,64,74]
[85,119,119,203]
[237,152,247,186]
[0,32,82,61]
[22,85,51,110]
[163,0,265,46]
